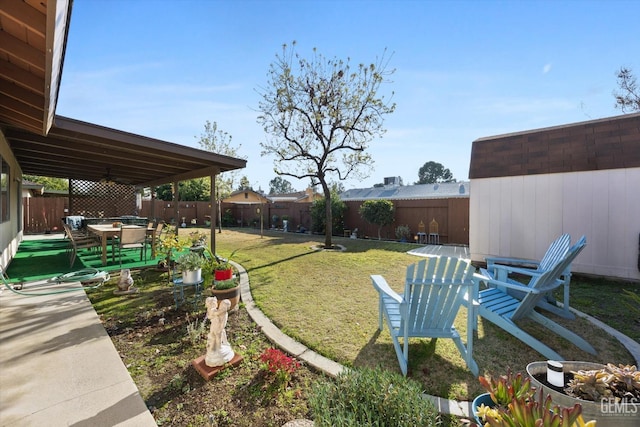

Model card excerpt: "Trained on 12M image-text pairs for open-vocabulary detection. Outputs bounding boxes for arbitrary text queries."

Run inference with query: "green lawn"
[208,228,639,401]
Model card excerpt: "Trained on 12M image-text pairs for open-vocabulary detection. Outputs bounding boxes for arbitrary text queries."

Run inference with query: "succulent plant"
[606,363,640,400]
[566,363,640,402]
[480,390,596,427]
[478,370,535,407]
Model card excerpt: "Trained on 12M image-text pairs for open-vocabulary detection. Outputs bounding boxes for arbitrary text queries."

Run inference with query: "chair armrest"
[486,256,541,269]
[370,275,403,304]
[479,269,543,294]
[490,264,544,278]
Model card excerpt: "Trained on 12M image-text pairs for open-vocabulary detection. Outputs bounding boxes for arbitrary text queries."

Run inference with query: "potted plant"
[395,225,411,242]
[473,370,597,427]
[473,370,535,425]
[527,361,640,427]
[211,276,241,311]
[214,260,234,281]
[157,228,187,271]
[176,251,205,284]
[188,230,206,248]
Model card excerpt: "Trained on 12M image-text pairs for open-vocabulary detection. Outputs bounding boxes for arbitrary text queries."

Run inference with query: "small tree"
[359,199,394,240]
[416,161,455,184]
[197,120,245,232]
[613,67,640,113]
[257,41,395,248]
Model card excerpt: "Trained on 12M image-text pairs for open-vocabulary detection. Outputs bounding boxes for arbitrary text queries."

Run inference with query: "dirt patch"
[100,291,323,426]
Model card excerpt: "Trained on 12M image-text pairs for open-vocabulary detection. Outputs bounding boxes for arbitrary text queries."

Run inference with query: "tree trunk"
[322,180,332,248]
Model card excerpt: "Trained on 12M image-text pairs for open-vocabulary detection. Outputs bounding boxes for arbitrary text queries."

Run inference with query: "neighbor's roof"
[339,182,470,201]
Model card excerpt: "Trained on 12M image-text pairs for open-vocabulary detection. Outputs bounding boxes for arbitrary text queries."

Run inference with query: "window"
[0,156,9,222]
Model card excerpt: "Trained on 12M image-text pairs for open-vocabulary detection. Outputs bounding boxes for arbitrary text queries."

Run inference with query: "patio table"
[87,224,155,266]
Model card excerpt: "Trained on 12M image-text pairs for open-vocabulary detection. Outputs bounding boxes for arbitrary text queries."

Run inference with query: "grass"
[80,227,639,425]
[210,227,639,400]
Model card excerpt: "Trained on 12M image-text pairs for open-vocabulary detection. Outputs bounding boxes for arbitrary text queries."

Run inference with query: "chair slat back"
[120,226,147,245]
[404,257,473,332]
[538,233,571,271]
[513,236,586,319]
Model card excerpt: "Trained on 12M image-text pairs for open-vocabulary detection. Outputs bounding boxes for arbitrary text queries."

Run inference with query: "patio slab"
[0,279,156,426]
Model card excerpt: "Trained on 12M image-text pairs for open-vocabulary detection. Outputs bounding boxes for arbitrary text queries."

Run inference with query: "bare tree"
[614,67,640,113]
[256,42,396,248]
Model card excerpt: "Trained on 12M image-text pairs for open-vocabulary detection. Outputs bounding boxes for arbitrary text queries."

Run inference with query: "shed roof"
[339,182,470,201]
[469,112,640,179]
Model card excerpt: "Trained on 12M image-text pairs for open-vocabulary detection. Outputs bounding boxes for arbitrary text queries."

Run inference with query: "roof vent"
[384,176,403,187]
[433,183,439,191]
[459,183,466,194]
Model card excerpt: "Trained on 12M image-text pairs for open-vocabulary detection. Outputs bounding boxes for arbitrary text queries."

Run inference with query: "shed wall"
[470,168,640,281]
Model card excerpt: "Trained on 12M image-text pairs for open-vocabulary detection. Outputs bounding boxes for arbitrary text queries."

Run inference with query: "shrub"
[309,366,439,427]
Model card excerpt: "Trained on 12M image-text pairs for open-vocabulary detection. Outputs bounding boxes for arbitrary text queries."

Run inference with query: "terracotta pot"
[211,286,240,311]
[526,361,640,427]
[214,269,233,281]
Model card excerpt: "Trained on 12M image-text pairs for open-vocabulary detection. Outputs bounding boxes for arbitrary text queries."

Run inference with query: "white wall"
[470,168,640,281]
[1,133,23,271]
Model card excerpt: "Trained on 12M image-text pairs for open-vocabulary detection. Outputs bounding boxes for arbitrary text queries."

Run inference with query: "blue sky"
[57,0,640,191]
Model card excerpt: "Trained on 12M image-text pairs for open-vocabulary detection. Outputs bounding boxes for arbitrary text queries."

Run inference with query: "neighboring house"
[267,188,323,203]
[469,112,640,281]
[339,179,471,244]
[223,189,270,205]
[21,180,44,198]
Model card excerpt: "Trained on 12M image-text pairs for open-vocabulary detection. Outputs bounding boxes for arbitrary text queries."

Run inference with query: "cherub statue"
[204,297,235,367]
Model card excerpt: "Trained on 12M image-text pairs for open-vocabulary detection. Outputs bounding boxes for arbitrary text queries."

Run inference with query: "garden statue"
[114,268,138,295]
[204,297,235,367]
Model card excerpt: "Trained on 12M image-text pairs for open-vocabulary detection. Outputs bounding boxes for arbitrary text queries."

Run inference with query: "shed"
[469,112,640,281]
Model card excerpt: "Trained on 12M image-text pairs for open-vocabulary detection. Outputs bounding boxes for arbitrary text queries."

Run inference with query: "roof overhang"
[5,115,247,188]
[1,0,247,187]
[0,0,70,135]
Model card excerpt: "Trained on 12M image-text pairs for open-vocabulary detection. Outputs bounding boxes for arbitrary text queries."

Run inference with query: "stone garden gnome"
[204,297,235,367]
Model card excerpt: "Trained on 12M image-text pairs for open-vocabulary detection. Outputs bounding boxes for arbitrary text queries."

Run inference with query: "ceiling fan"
[99,167,116,185]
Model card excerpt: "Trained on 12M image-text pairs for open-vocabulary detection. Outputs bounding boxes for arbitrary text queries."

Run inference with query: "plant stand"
[172,277,203,310]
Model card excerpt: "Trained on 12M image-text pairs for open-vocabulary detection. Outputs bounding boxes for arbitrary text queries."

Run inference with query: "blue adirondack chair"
[477,236,595,361]
[371,256,479,376]
[485,233,574,318]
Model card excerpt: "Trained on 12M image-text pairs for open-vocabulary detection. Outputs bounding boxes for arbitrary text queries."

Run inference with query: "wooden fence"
[23,197,470,245]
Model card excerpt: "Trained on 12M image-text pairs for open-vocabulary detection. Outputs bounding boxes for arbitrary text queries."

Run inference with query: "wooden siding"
[470,168,640,281]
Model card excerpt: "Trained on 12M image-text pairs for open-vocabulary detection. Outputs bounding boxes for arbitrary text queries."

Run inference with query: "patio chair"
[476,236,595,361]
[485,233,574,318]
[371,256,479,376]
[112,226,147,266]
[65,224,101,267]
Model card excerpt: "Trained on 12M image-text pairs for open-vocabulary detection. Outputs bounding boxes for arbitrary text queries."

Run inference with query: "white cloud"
[543,63,552,74]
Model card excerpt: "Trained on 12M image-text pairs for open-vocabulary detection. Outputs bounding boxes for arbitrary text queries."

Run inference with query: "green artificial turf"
[4,237,166,283]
